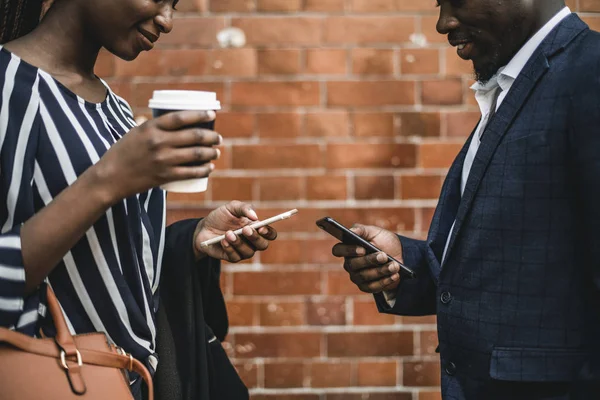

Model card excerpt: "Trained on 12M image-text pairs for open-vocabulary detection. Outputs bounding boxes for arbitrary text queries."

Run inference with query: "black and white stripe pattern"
[0,46,165,367]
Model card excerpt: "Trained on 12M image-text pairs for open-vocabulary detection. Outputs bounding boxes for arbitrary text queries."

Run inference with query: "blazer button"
[445,361,457,376]
[440,291,452,304]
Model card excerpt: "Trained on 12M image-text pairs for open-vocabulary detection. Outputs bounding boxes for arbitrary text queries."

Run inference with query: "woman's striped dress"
[0,45,166,371]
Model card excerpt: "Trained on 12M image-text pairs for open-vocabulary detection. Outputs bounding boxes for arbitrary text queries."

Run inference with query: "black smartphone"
[316,216,416,279]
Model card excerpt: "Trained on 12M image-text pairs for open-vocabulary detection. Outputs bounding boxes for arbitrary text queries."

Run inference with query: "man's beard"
[473,49,502,84]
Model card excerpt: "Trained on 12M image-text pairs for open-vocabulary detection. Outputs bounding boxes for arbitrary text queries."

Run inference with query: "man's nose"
[436,4,460,35]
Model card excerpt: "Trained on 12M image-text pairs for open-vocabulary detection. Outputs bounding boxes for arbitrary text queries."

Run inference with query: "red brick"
[115,49,208,77]
[422,79,463,105]
[305,111,350,137]
[304,0,345,11]
[254,395,319,400]
[327,81,415,106]
[402,314,437,325]
[306,175,347,200]
[327,143,417,169]
[357,361,397,386]
[400,174,443,200]
[353,113,395,137]
[232,17,323,45]
[350,0,437,12]
[264,362,305,388]
[234,332,322,358]
[233,271,322,295]
[234,362,259,389]
[258,49,301,75]
[259,177,304,201]
[217,112,255,139]
[325,16,415,44]
[258,0,302,11]
[210,0,255,12]
[310,361,353,387]
[327,270,364,295]
[327,331,413,357]
[211,177,254,201]
[160,17,227,46]
[305,49,348,75]
[354,175,395,200]
[166,191,206,204]
[259,301,305,326]
[353,299,398,325]
[173,0,205,12]
[421,15,447,44]
[419,143,463,169]
[420,330,439,356]
[231,81,320,107]
[259,239,304,264]
[445,111,480,137]
[257,113,302,137]
[304,239,340,264]
[227,300,257,326]
[419,391,443,400]
[403,361,441,387]
[445,46,473,76]
[327,207,416,232]
[401,48,440,75]
[326,394,412,400]
[352,48,395,75]
[232,144,322,169]
[399,112,441,137]
[307,299,347,326]
[581,0,600,12]
[207,49,257,77]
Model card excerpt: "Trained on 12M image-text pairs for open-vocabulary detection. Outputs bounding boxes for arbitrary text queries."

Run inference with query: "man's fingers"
[342,252,389,272]
[363,274,400,293]
[155,110,216,131]
[332,243,367,258]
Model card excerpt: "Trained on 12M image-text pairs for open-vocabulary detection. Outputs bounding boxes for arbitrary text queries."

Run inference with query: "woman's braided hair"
[0,0,43,44]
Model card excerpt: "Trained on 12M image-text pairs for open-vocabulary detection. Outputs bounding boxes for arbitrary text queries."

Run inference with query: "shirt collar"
[471,6,571,92]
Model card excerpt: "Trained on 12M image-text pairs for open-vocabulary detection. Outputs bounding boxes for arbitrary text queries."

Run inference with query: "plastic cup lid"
[148,90,221,110]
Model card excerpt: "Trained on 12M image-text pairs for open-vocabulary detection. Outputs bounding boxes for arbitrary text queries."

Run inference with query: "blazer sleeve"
[374,235,437,316]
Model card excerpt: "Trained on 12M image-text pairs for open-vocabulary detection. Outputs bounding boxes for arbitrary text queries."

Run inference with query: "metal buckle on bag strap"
[116,346,134,371]
[60,349,83,370]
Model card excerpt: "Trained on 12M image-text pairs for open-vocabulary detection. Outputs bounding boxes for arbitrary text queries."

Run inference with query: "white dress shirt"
[384,7,571,307]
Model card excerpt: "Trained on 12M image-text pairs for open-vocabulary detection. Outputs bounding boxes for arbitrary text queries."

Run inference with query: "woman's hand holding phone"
[331,224,405,294]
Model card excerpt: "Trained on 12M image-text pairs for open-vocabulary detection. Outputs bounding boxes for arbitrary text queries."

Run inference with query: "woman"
[0,0,275,398]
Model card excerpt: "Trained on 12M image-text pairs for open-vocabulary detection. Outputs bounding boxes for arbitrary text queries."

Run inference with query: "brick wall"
[97,1,600,399]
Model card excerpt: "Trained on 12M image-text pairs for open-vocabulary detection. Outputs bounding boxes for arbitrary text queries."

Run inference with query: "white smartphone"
[199,209,298,247]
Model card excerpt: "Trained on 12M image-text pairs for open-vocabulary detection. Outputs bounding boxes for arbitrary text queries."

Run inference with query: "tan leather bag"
[0,286,153,399]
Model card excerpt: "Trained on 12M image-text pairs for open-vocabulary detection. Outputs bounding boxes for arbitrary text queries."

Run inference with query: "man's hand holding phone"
[331,224,405,295]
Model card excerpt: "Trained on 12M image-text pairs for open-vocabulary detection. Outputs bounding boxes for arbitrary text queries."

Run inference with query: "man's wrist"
[193,219,208,261]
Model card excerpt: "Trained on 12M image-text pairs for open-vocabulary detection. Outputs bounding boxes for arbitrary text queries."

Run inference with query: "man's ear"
[40,0,56,21]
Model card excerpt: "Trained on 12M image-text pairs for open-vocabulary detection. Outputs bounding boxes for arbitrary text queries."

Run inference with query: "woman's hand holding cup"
[91,109,221,205]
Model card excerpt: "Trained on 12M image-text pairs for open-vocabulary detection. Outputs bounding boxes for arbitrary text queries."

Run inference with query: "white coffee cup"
[148,90,221,193]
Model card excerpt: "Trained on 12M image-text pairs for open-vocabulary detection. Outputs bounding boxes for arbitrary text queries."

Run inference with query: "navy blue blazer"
[377,14,600,394]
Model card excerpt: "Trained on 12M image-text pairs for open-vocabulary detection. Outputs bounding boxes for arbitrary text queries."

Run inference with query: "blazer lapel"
[440,14,588,269]
[426,126,475,279]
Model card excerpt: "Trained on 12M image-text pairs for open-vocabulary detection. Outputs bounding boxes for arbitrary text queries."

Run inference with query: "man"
[332,1,600,398]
